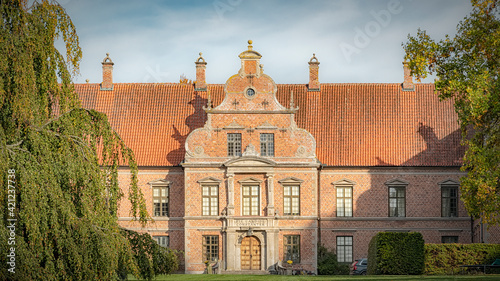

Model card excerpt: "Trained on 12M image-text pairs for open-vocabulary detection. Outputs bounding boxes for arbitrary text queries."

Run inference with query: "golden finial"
[248,40,253,50]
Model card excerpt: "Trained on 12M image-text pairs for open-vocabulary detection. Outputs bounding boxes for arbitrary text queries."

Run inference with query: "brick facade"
[77,42,499,274]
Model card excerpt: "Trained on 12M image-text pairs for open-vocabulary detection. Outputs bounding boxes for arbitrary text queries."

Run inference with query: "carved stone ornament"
[295,145,307,157]
[194,146,204,156]
[242,143,259,157]
[234,219,267,227]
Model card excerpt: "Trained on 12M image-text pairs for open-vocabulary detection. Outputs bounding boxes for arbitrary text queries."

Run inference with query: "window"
[260,133,274,156]
[283,185,300,215]
[202,185,218,216]
[153,236,169,247]
[242,185,259,216]
[336,236,353,263]
[153,185,169,217]
[389,186,406,217]
[284,235,300,263]
[246,88,255,97]
[227,133,241,157]
[202,235,219,262]
[441,236,458,243]
[442,186,458,217]
[336,186,353,217]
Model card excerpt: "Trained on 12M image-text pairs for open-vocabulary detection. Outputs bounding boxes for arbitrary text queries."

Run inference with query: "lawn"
[128,274,500,281]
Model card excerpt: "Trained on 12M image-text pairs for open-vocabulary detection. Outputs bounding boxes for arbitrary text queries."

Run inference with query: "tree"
[403,0,500,225]
[0,0,160,279]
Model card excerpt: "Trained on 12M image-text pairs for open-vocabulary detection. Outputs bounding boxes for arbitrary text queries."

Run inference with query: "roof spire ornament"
[248,39,253,50]
[102,53,113,64]
[196,52,206,63]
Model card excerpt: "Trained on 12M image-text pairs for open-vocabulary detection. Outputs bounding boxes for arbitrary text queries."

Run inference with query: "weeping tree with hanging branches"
[404,0,500,225]
[0,1,177,280]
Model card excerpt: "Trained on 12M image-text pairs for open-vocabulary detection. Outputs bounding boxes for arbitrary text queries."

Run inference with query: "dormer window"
[228,133,242,157]
[260,133,274,156]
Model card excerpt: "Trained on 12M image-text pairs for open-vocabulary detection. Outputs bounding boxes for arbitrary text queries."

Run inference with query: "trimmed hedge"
[368,232,425,275]
[424,243,500,275]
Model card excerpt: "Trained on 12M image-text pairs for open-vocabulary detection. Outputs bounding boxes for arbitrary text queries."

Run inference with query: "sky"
[58,0,473,85]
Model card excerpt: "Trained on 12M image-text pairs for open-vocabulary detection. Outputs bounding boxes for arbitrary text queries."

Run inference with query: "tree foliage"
[0,0,153,279]
[403,0,500,225]
[119,230,179,280]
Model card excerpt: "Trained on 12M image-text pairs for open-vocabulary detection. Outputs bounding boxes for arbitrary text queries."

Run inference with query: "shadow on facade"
[325,123,466,260]
[166,93,208,165]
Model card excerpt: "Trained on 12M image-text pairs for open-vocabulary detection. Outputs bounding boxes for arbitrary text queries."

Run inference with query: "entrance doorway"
[241,236,261,270]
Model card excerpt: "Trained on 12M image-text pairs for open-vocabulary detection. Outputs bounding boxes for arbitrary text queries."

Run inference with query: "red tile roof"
[76,82,464,167]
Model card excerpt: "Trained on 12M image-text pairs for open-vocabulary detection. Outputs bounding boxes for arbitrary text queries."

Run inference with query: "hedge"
[368,232,425,275]
[424,243,500,275]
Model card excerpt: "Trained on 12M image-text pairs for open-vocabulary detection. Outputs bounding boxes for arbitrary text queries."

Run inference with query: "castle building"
[75,41,498,274]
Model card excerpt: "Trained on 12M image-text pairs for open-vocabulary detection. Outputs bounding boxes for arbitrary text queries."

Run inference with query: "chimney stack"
[195,53,207,91]
[101,53,114,90]
[402,62,415,91]
[308,54,320,91]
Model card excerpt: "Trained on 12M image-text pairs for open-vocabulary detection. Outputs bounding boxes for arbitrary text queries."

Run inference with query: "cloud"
[64,0,471,84]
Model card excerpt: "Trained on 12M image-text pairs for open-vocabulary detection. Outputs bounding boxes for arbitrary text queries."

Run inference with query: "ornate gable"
[183,41,318,168]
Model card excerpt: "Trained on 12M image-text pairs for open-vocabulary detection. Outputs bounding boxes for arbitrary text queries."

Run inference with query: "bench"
[460,258,500,274]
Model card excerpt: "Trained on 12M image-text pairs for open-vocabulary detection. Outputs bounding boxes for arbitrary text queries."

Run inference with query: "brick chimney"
[101,53,114,90]
[195,52,207,91]
[402,62,415,91]
[308,54,320,91]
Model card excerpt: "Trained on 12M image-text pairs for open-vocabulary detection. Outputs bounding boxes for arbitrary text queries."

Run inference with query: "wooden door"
[241,236,261,270]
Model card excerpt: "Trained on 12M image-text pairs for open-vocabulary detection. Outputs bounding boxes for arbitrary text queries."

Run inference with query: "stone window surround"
[332,179,356,218]
[149,179,171,217]
[385,179,408,218]
[279,177,304,216]
[439,179,459,218]
[198,177,223,216]
[239,177,263,216]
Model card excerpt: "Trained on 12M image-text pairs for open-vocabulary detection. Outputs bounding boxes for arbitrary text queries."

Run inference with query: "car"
[351,258,368,275]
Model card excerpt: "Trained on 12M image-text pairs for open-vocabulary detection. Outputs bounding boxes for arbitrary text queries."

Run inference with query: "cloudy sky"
[59,0,472,85]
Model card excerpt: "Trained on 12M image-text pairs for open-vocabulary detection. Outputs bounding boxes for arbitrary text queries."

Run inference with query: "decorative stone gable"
[184,41,318,166]
[182,44,321,272]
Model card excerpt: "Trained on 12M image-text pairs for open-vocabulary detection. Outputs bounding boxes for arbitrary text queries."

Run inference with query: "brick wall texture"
[89,44,499,274]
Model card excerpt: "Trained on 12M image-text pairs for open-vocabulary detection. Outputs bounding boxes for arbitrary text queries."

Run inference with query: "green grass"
[128,274,500,281]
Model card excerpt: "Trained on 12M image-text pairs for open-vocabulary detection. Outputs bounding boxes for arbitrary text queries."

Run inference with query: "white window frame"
[239,177,262,216]
[198,177,222,216]
[279,177,304,216]
[149,179,171,217]
[333,179,355,217]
